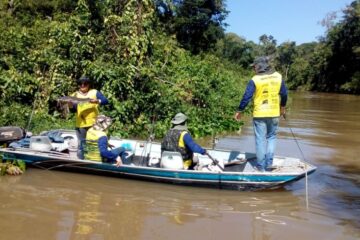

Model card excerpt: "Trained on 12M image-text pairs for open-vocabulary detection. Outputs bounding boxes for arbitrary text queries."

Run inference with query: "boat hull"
[1,148,316,191]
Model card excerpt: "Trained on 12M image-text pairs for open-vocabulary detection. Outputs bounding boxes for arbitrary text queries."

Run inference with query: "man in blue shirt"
[235,56,288,171]
[161,113,207,169]
[85,115,126,166]
[70,76,109,159]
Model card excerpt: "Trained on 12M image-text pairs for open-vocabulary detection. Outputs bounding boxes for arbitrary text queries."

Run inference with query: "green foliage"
[155,0,228,54]
[284,0,360,93]
[0,0,245,140]
[3,0,357,143]
[0,160,26,176]
[215,33,255,68]
[258,34,277,56]
[275,41,296,81]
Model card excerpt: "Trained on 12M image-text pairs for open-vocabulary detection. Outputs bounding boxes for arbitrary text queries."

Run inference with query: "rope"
[285,114,309,209]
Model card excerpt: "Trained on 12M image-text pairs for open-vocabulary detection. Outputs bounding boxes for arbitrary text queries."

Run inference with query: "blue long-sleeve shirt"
[183,133,206,155]
[98,136,117,161]
[238,79,288,111]
[95,91,109,106]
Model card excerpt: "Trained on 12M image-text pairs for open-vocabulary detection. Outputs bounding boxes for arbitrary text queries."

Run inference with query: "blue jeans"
[253,117,279,171]
[75,127,90,159]
[104,147,129,164]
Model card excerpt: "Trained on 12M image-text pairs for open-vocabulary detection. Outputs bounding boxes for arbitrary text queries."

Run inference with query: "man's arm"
[95,91,109,105]
[279,79,288,117]
[235,80,255,120]
[98,136,117,160]
[238,80,255,111]
[279,79,288,107]
[183,133,206,155]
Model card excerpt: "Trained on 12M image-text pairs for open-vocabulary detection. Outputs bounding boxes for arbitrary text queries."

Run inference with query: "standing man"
[161,113,207,170]
[234,57,287,171]
[71,76,109,159]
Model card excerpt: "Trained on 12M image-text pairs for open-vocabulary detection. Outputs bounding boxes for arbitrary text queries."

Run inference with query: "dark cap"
[250,56,271,73]
[77,76,90,84]
[250,56,268,66]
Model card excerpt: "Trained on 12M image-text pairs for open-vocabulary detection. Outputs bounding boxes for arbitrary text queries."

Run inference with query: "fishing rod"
[26,98,37,131]
[139,113,157,166]
[206,152,224,171]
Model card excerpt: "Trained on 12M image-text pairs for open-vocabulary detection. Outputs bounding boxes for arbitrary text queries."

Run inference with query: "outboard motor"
[0,126,26,147]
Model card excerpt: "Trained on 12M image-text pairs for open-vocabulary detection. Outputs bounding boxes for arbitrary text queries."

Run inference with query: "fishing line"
[26,98,37,131]
[284,114,309,209]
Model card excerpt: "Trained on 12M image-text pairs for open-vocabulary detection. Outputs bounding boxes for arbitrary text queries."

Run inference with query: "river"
[0,92,359,240]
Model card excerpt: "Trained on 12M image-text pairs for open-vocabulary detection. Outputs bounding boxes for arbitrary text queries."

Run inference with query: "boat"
[0,128,316,191]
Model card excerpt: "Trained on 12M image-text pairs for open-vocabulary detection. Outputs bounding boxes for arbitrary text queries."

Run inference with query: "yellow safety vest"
[252,71,282,118]
[178,131,192,169]
[84,127,107,161]
[72,89,99,128]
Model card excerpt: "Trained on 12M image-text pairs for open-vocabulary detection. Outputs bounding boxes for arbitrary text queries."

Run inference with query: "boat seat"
[160,151,184,170]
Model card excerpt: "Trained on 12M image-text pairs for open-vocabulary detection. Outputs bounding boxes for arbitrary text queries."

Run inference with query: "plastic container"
[160,151,184,170]
[29,136,53,151]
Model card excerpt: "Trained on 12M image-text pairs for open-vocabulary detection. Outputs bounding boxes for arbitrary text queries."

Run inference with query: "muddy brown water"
[0,92,359,240]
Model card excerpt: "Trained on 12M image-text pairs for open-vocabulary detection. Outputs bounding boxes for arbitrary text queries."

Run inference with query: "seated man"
[84,115,126,166]
[161,112,207,169]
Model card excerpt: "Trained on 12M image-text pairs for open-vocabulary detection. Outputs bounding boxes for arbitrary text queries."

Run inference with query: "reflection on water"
[0,92,360,239]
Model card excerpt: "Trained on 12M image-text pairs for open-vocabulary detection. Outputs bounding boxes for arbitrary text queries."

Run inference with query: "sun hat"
[93,115,113,131]
[171,113,187,125]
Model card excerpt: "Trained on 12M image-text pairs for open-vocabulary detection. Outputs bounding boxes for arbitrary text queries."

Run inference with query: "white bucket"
[29,136,52,151]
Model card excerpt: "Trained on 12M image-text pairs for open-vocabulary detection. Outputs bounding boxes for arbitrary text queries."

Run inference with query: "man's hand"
[234,112,242,121]
[115,156,122,167]
[67,102,74,108]
[90,99,99,104]
[280,107,286,119]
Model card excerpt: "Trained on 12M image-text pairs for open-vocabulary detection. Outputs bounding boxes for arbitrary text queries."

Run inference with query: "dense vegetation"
[0,0,359,139]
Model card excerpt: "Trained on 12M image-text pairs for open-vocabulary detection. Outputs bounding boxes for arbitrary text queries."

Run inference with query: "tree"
[216,32,254,68]
[155,0,228,54]
[276,41,296,81]
[258,34,277,56]
[310,0,360,93]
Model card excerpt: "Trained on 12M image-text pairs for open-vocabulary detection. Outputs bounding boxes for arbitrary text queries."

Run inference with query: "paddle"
[205,152,224,171]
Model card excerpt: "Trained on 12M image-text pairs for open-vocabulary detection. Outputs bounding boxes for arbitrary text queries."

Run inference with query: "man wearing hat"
[71,76,109,159]
[234,56,288,171]
[84,115,125,166]
[161,113,207,169]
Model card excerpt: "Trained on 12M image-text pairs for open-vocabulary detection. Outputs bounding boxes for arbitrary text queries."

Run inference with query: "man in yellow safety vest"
[71,76,109,159]
[84,115,124,166]
[234,56,288,171]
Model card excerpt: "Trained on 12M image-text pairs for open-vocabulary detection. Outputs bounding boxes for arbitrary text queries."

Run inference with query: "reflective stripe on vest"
[178,131,187,148]
[84,127,107,161]
[252,71,282,118]
[72,89,99,128]
[178,131,193,169]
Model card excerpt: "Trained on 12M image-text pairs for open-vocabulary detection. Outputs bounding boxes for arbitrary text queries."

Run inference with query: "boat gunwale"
[0,147,317,176]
